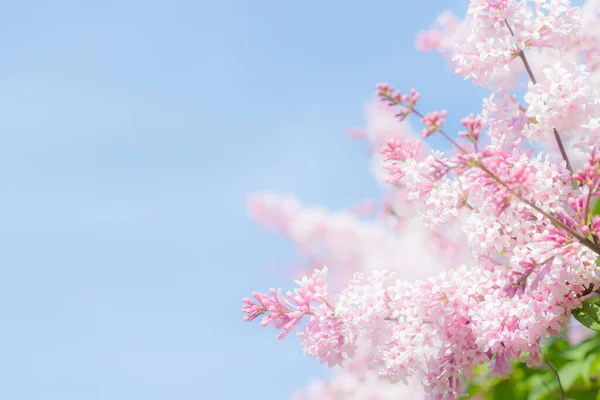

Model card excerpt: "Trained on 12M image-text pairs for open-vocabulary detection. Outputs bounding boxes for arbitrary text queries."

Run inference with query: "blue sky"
[0,1,491,399]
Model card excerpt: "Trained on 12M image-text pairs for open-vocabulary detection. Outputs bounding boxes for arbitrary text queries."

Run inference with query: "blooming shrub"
[243,1,600,399]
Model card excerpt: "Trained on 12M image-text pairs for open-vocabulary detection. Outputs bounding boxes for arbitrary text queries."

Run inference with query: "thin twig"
[478,162,600,254]
[545,358,566,400]
[542,381,562,400]
[383,91,600,255]
[416,106,600,254]
[503,18,575,184]
[517,48,537,85]
[552,127,575,178]
[412,101,600,254]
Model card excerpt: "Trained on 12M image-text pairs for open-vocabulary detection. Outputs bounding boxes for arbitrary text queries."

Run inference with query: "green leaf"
[560,337,600,361]
[590,352,600,373]
[580,353,597,387]
[591,197,600,218]
[527,373,555,400]
[565,390,600,400]
[559,362,583,391]
[490,379,523,400]
[473,361,491,375]
[573,298,600,331]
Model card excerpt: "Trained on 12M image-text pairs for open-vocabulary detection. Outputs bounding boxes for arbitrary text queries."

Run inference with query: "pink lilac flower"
[524,62,599,139]
[421,110,448,138]
[380,138,422,184]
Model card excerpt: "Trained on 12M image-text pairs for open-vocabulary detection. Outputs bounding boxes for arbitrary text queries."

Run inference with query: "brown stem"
[412,109,470,154]
[422,122,598,252]
[579,283,596,298]
[503,18,575,183]
[414,103,600,254]
[478,162,600,255]
[552,127,575,179]
[384,95,597,253]
[517,48,537,85]
[545,358,566,400]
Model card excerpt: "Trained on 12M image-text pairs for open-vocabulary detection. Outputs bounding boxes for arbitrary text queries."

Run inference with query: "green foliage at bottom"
[464,333,600,399]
